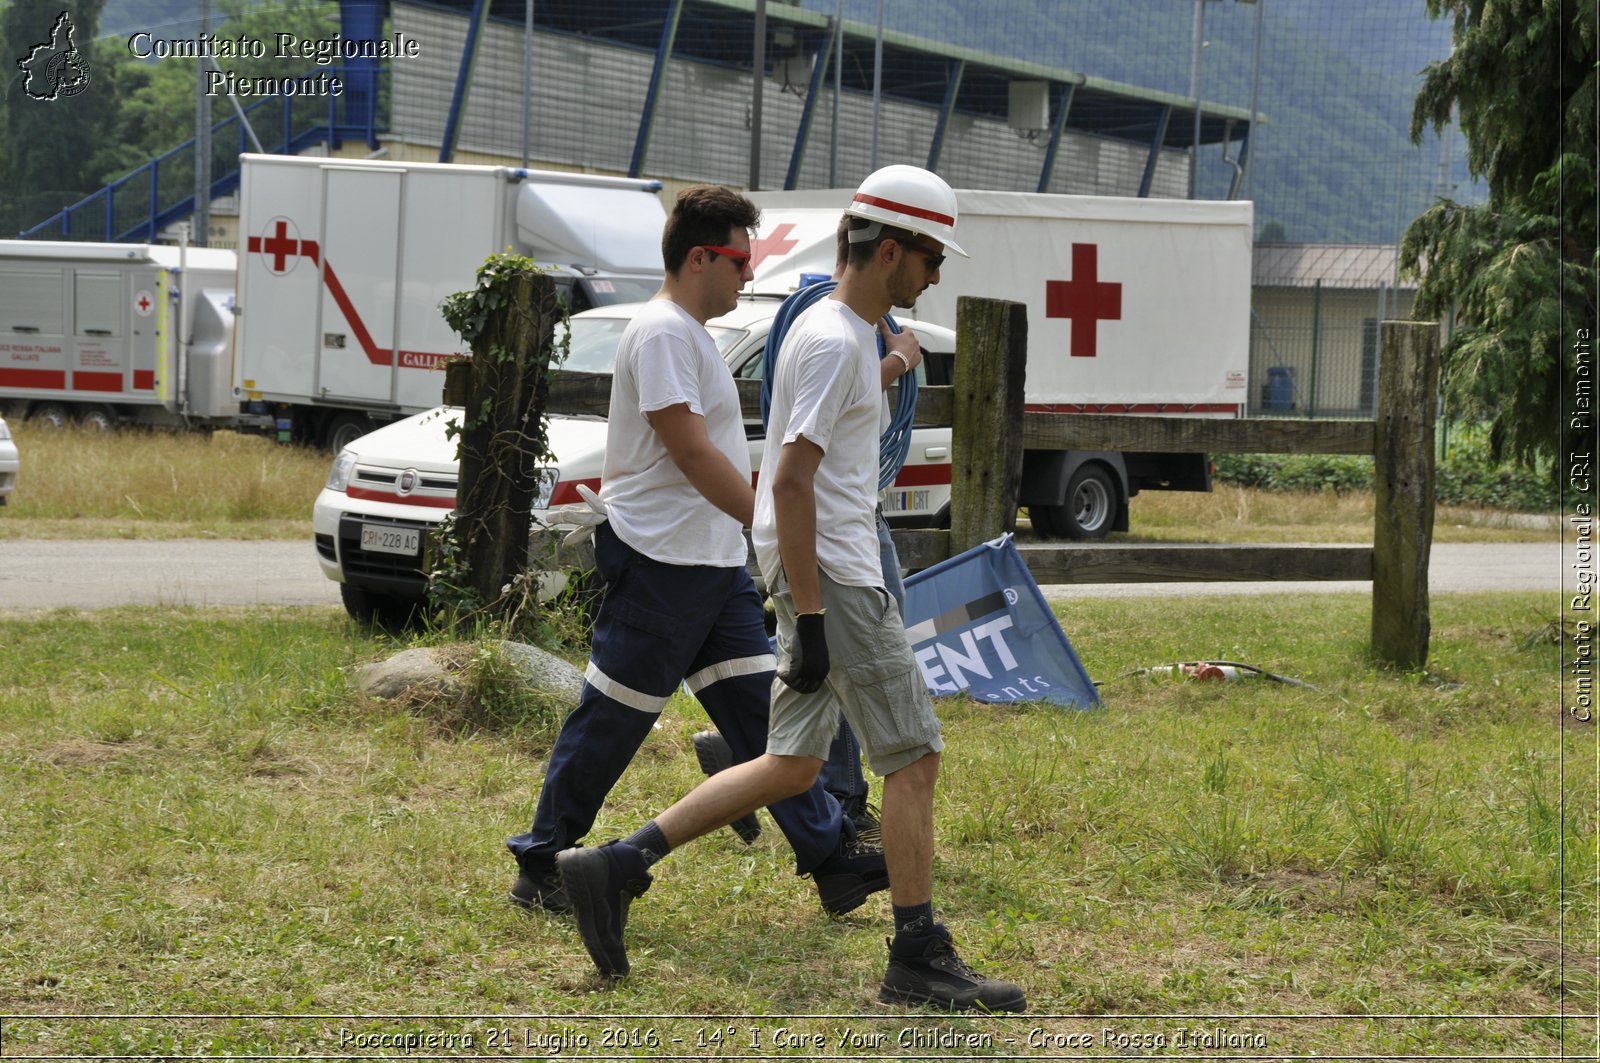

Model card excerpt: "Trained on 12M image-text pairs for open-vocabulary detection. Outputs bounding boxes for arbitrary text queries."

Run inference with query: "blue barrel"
[1265,366,1296,411]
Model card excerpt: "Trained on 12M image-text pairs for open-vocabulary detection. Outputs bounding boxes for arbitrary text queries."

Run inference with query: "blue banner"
[902,534,1100,709]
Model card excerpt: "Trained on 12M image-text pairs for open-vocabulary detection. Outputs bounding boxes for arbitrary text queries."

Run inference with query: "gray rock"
[354,647,461,699]
[353,641,584,704]
[493,640,586,702]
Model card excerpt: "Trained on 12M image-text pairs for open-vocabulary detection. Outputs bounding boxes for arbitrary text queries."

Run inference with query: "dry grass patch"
[0,423,328,534]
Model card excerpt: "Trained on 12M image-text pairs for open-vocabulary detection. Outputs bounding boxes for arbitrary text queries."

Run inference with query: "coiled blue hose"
[760,282,918,492]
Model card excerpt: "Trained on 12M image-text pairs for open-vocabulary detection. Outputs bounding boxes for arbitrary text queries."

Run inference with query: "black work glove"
[779,611,830,693]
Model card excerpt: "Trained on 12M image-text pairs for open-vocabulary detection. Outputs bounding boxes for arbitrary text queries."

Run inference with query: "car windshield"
[557,316,748,373]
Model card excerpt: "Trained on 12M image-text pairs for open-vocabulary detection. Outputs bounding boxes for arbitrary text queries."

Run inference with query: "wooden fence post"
[1371,319,1439,669]
[449,267,562,613]
[949,295,1027,555]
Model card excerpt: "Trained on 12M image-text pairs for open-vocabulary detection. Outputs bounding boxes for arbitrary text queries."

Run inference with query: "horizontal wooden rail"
[1010,541,1372,584]
[1020,412,1374,455]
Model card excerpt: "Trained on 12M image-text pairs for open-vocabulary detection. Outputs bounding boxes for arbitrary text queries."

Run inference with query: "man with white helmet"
[556,166,1026,1013]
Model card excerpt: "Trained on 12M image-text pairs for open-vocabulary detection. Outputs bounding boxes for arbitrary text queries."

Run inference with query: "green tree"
[85,0,339,189]
[1401,0,1596,483]
[3,0,112,235]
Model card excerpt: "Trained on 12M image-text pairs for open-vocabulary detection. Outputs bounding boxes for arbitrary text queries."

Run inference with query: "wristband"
[889,350,912,374]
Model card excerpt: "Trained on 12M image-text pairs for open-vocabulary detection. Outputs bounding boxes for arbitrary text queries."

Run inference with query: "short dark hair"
[661,185,761,273]
[842,215,919,268]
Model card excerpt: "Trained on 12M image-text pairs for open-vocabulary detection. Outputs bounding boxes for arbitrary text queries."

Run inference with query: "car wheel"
[340,582,424,632]
[29,403,71,429]
[1032,464,1118,541]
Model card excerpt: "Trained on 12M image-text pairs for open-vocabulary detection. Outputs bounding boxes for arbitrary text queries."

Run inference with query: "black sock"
[623,820,672,867]
[892,902,935,937]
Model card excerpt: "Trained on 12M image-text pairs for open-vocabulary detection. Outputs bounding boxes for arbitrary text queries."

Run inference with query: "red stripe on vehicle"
[346,485,457,508]
[133,370,156,390]
[0,368,67,389]
[72,371,123,393]
[851,193,955,227]
[549,478,603,506]
[892,463,953,487]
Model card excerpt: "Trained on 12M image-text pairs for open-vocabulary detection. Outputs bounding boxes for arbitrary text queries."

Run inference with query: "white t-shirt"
[602,298,751,567]
[753,298,887,587]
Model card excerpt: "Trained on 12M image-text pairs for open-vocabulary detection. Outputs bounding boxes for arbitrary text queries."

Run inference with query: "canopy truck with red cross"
[748,189,1254,539]
[0,240,239,431]
[233,153,669,451]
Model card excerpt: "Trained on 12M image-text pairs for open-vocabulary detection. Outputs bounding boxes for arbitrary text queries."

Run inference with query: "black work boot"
[878,923,1027,1012]
[810,832,889,916]
[556,841,653,977]
[508,860,571,914]
[691,730,762,844]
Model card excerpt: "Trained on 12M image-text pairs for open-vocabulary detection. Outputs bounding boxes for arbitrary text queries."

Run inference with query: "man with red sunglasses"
[506,185,885,928]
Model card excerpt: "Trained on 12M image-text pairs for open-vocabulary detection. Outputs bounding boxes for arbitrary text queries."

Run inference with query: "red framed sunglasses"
[700,245,752,270]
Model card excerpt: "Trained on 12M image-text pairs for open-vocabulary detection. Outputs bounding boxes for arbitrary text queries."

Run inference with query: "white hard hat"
[844,164,968,257]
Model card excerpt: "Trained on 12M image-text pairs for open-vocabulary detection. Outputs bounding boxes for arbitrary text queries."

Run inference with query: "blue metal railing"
[19,65,387,242]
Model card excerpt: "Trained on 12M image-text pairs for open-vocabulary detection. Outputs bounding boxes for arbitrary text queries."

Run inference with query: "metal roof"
[413,0,1259,150]
[1253,243,1414,290]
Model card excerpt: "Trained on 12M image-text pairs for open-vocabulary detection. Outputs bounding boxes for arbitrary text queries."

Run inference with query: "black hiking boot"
[556,842,653,978]
[508,861,571,914]
[878,923,1027,1012]
[691,730,762,844]
[811,832,889,916]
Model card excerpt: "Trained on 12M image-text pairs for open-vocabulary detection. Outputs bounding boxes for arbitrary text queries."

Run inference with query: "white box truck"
[0,240,239,429]
[748,189,1254,538]
[234,154,669,450]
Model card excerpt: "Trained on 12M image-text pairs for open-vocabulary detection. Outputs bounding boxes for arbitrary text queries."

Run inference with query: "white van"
[313,294,956,625]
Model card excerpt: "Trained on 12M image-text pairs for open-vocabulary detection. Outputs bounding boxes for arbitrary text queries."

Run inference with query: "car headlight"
[534,468,559,509]
[325,449,357,492]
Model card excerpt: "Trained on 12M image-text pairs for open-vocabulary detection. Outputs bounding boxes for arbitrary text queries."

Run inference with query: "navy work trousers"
[507,521,844,875]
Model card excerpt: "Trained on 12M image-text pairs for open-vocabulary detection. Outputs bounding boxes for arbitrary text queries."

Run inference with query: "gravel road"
[0,538,1570,613]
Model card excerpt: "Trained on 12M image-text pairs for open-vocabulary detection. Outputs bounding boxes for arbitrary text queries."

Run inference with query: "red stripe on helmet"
[851,193,954,227]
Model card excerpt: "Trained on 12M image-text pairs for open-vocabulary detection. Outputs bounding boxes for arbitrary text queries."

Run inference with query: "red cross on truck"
[1045,243,1122,358]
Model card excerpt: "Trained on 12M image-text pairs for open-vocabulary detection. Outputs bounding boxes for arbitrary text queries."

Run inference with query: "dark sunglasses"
[901,239,945,273]
[700,245,752,270]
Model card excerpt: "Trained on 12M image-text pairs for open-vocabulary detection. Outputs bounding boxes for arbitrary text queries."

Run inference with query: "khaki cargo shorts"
[767,566,943,777]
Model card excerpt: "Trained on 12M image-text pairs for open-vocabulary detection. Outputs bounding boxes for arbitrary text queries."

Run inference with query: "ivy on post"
[429,253,564,633]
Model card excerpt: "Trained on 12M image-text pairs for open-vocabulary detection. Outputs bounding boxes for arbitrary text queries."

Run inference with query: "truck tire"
[1033,464,1118,541]
[323,413,374,453]
[78,406,116,432]
[29,403,71,429]
[340,582,424,631]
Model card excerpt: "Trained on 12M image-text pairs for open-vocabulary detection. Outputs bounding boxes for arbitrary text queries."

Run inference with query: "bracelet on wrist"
[889,350,912,374]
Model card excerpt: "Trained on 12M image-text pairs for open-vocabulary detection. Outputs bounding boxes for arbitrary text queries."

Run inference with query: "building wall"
[1249,286,1422,418]
[389,2,1189,197]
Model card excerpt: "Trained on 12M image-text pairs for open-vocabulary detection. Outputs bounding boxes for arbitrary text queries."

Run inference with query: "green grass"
[0,592,1592,1057]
